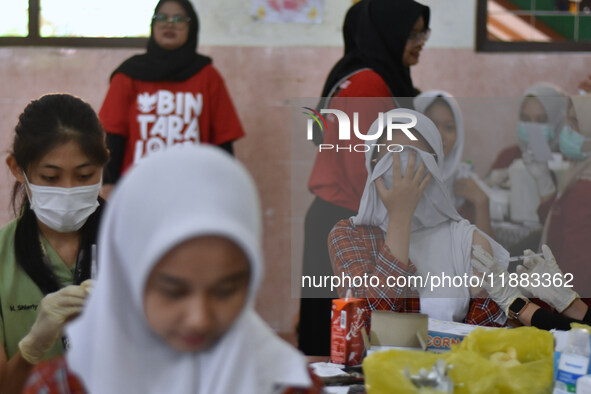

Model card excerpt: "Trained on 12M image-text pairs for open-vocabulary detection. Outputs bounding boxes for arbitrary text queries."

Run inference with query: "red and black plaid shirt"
[328,218,504,327]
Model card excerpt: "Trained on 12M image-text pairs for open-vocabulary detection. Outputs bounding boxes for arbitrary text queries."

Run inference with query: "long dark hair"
[10,94,109,295]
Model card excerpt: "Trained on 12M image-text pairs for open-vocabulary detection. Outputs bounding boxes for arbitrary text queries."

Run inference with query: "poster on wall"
[252,0,324,23]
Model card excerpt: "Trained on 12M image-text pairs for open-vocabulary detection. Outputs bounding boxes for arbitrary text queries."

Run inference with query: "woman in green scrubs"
[0,94,109,392]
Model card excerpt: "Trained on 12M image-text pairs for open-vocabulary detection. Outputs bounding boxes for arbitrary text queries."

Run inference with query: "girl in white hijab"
[24,145,317,394]
[414,91,494,237]
[488,82,567,192]
[328,109,509,325]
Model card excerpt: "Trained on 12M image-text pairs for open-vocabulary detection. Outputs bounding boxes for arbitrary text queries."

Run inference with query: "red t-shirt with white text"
[99,64,244,174]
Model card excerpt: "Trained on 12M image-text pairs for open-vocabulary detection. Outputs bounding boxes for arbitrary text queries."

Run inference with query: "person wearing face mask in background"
[328,109,508,326]
[299,0,431,356]
[23,145,322,394]
[487,83,567,207]
[488,83,567,175]
[537,96,591,301]
[99,0,244,199]
[414,91,494,238]
[484,84,568,254]
[0,94,108,393]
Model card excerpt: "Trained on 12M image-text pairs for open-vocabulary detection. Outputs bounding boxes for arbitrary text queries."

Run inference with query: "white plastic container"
[577,375,591,394]
[554,329,591,394]
[508,159,541,224]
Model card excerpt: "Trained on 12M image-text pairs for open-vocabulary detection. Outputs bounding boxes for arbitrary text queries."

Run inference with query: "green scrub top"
[0,218,76,360]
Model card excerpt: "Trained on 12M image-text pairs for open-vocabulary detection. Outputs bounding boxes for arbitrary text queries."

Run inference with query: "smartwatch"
[508,298,529,319]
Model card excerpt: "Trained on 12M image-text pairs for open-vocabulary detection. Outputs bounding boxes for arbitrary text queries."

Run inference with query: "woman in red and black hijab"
[99,0,245,198]
[299,0,431,356]
[321,0,430,102]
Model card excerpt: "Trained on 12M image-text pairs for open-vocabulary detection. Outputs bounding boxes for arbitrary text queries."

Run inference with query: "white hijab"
[558,95,591,194]
[520,82,568,151]
[414,90,465,190]
[353,109,508,324]
[66,145,311,394]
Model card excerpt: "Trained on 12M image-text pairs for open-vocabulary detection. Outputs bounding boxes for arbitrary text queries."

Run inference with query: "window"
[0,0,152,47]
[476,0,591,51]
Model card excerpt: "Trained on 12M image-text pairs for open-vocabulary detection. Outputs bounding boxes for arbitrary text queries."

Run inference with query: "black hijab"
[111,0,211,82]
[320,0,430,99]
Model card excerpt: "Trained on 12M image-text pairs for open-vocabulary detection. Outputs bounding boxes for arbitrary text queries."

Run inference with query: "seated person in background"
[299,0,431,356]
[328,109,508,327]
[488,82,567,176]
[538,95,591,298]
[471,244,591,331]
[487,83,568,254]
[24,146,321,394]
[414,91,494,237]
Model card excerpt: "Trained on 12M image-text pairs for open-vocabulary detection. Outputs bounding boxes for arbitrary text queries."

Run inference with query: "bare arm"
[472,200,494,239]
[561,298,589,321]
[0,345,4,385]
[471,231,493,262]
[455,178,494,238]
[0,348,34,394]
[515,302,540,327]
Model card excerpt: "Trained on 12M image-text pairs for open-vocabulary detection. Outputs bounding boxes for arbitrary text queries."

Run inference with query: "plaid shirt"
[328,218,504,327]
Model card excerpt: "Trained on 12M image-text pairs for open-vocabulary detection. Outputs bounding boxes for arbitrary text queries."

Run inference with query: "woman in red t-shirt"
[298,0,431,356]
[99,0,244,197]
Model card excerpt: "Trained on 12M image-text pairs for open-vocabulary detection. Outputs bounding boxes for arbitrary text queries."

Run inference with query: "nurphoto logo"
[303,108,418,152]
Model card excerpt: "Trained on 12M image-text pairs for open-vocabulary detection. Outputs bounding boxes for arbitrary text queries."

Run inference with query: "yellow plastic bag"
[363,326,554,394]
[571,322,591,333]
[451,327,554,394]
[363,349,441,394]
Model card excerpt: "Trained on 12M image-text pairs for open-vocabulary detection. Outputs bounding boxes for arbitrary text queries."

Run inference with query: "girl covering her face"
[331,109,509,324]
[65,145,312,393]
[300,0,430,355]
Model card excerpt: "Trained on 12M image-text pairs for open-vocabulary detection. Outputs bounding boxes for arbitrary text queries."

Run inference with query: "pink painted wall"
[1,46,590,335]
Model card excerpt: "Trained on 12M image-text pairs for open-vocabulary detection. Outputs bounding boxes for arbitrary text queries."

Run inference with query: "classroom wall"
[194,0,475,48]
[0,0,590,341]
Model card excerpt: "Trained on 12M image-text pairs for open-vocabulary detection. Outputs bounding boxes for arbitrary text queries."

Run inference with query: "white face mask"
[23,173,101,233]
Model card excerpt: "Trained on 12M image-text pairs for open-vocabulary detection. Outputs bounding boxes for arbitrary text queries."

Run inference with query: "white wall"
[194,0,474,48]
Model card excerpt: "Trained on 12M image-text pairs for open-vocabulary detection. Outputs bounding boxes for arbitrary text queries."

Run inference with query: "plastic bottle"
[577,375,591,394]
[554,329,591,394]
